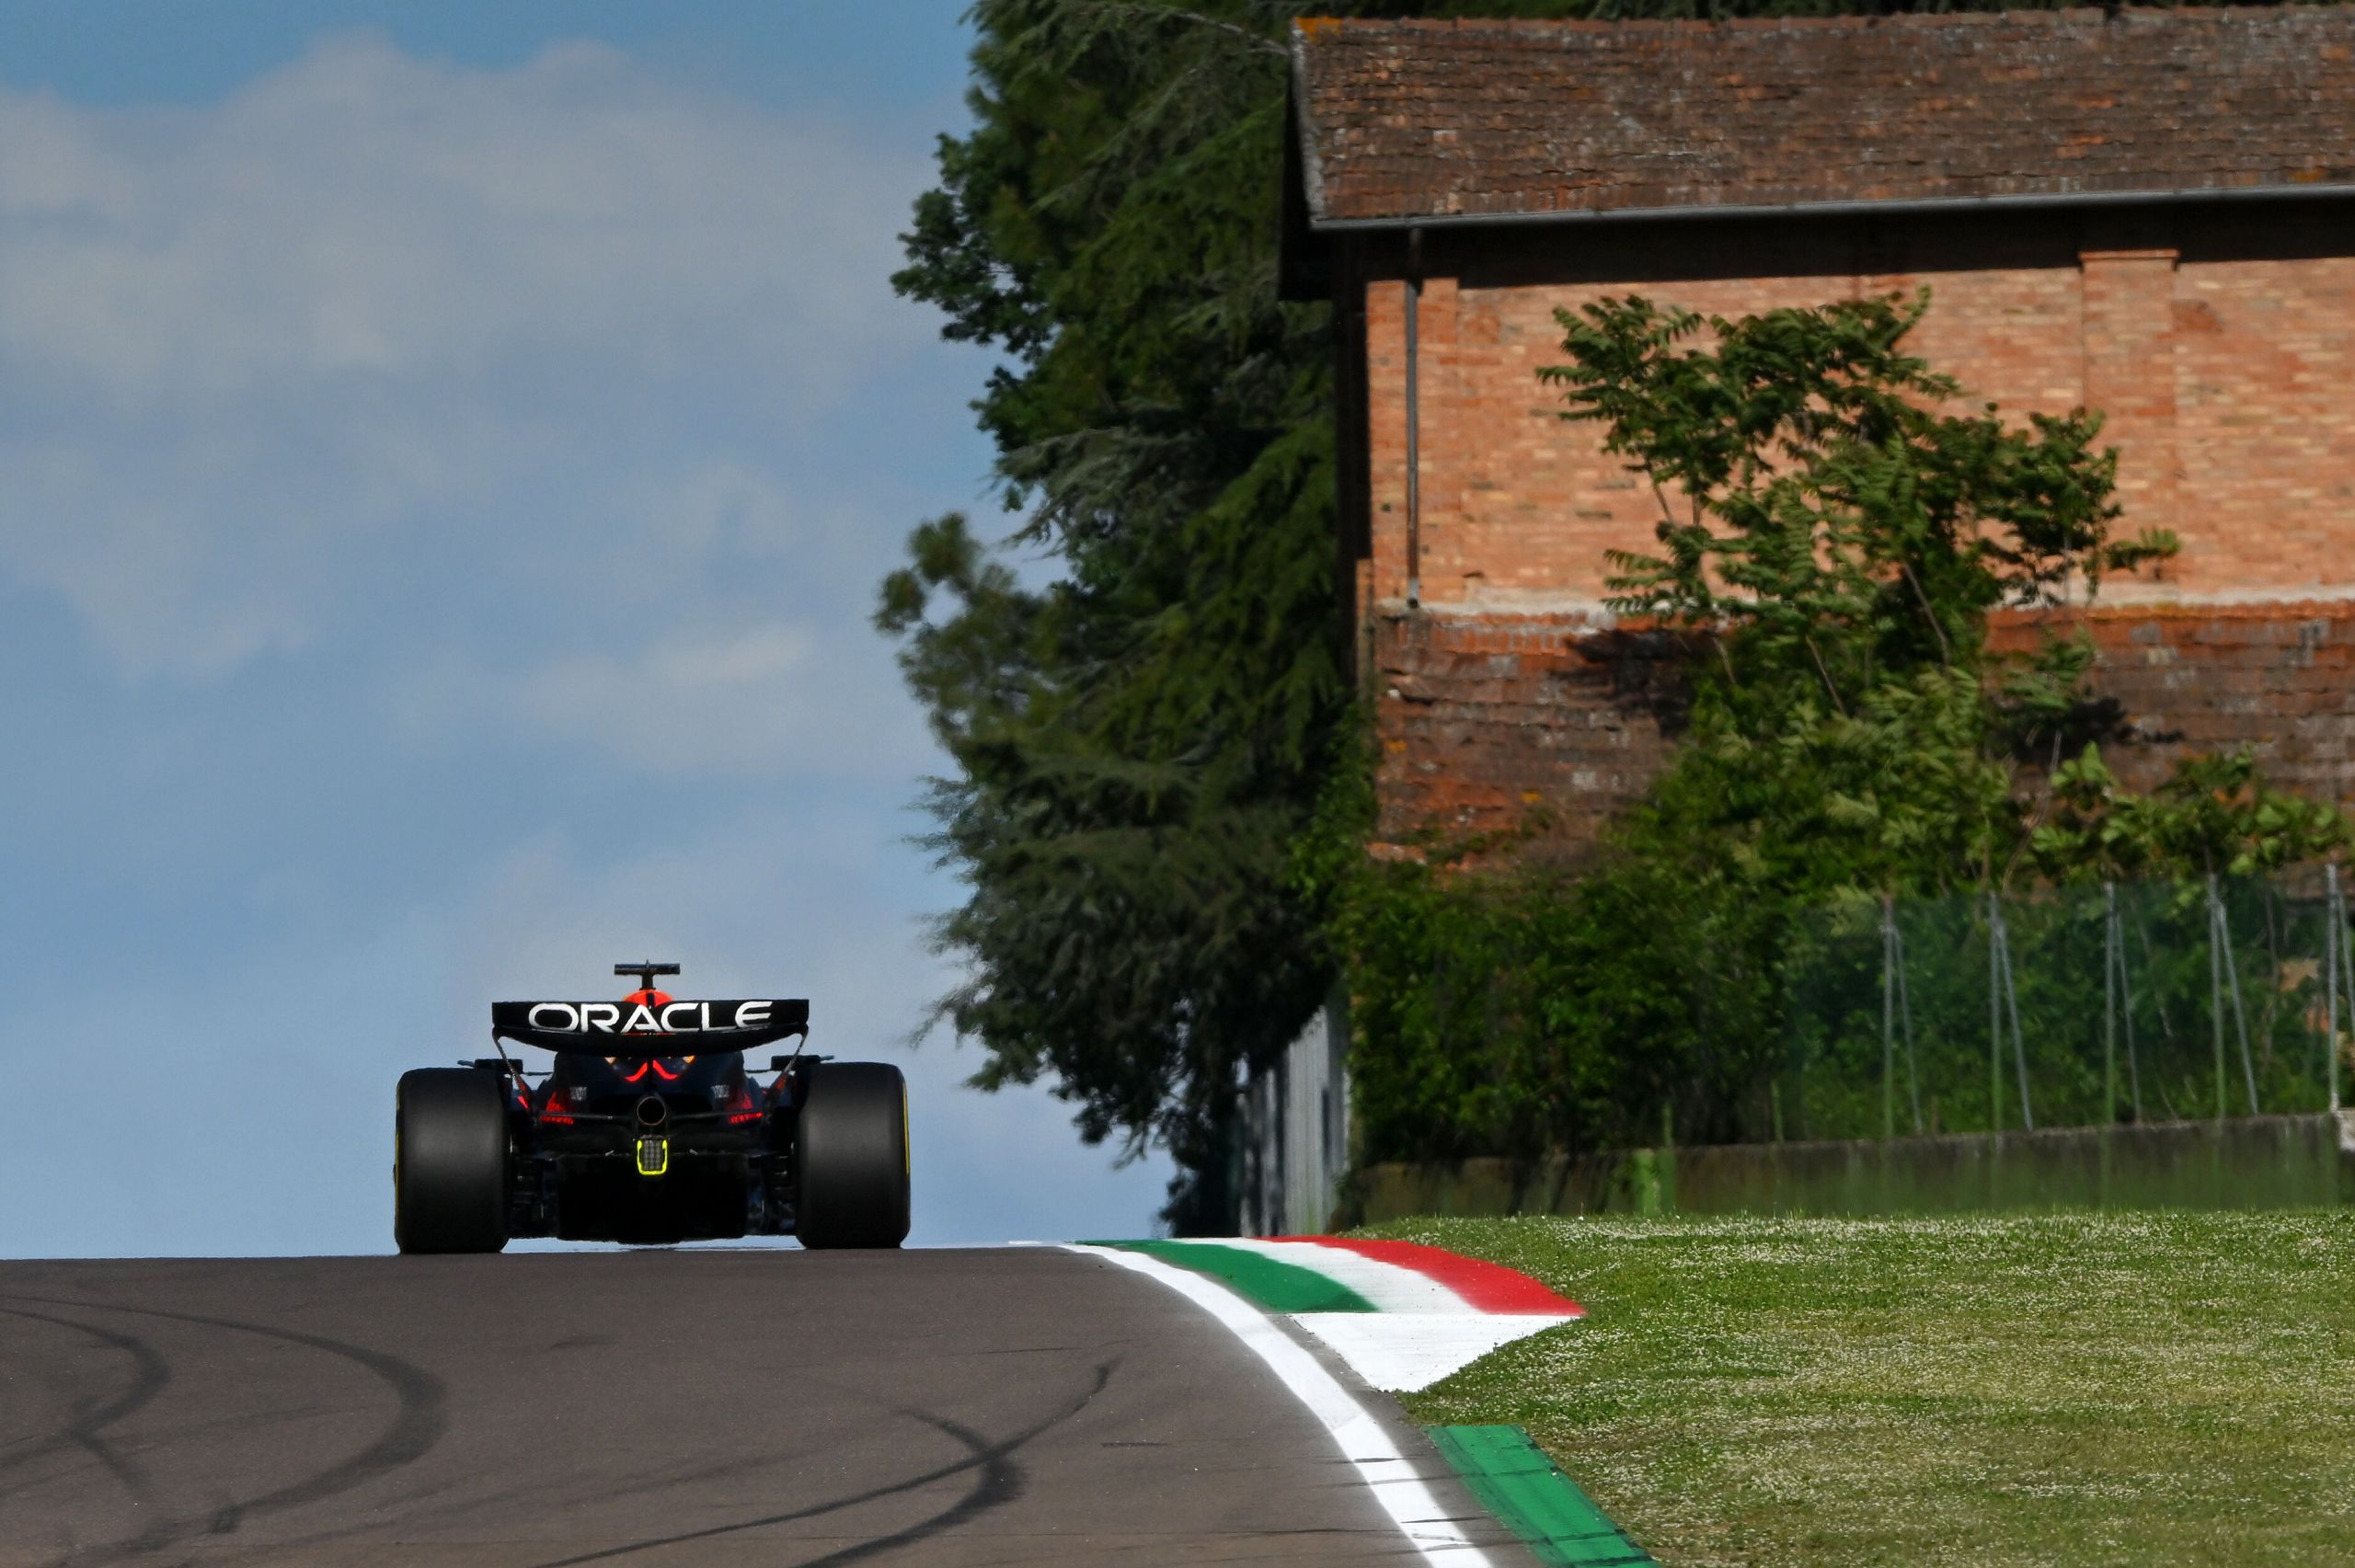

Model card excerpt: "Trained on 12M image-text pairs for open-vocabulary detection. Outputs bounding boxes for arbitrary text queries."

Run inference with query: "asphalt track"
[0,1247,1538,1566]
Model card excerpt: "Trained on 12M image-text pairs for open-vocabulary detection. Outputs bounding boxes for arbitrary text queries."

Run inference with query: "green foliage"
[1328,292,2349,1158]
[1300,715,1786,1155]
[1323,844,1789,1157]
[2037,744,2350,881]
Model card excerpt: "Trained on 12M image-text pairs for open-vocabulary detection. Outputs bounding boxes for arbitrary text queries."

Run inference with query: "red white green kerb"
[1081,1236,1582,1392]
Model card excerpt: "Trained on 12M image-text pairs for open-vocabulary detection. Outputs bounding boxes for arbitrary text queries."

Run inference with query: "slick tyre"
[395,1068,510,1254]
[796,1062,910,1249]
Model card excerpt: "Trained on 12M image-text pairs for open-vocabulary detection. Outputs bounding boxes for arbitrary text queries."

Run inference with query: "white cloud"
[391,613,930,782]
[0,34,918,399]
[0,32,938,681]
[496,621,897,778]
[523,623,816,725]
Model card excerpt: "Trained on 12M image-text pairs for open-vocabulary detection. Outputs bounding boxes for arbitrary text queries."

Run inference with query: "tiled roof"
[1290,9,2355,225]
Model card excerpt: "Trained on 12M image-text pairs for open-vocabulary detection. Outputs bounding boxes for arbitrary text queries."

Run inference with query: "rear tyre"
[395,1068,510,1254]
[796,1062,910,1249]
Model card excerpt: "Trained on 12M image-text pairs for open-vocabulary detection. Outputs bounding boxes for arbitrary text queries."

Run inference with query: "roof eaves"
[1307,180,2355,235]
[1287,21,1332,225]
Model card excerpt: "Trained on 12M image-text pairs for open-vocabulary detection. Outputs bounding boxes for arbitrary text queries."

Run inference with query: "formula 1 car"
[395,963,909,1253]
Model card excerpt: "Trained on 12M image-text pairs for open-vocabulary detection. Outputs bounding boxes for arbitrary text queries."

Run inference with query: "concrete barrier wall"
[1350,1112,2355,1224]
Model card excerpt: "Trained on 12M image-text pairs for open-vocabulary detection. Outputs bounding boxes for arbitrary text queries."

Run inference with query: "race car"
[394,963,909,1253]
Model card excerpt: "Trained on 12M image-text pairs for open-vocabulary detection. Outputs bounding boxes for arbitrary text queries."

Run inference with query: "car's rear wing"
[491,999,810,1055]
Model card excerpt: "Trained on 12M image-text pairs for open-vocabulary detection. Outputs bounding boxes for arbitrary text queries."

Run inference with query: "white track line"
[1065,1243,1496,1567]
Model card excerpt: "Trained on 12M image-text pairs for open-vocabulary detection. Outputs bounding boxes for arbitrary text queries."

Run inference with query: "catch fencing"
[1781,868,2355,1142]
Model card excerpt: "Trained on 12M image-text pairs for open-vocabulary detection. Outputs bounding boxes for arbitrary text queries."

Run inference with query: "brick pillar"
[1365,279,1410,604]
[1417,276,1462,601]
[2080,248,2182,538]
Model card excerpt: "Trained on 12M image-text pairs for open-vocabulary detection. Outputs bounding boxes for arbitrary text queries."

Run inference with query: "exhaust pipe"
[634,1094,671,1178]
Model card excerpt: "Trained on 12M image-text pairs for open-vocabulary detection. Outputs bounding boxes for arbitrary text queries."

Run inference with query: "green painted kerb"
[1085,1240,1377,1312]
[1426,1425,1653,1567]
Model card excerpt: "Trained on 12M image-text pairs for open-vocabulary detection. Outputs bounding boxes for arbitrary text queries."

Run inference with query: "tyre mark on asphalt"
[524,1359,1114,1568]
[772,1409,1018,1568]
[0,1305,179,1562]
[0,1292,447,1564]
[236,1448,813,1567]
[0,1305,170,1493]
[780,1404,1025,1568]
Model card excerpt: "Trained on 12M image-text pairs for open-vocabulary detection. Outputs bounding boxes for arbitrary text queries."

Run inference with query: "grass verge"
[1365,1211,2355,1565]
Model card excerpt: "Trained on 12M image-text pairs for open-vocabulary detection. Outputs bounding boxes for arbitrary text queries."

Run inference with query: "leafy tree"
[1546,290,2177,896]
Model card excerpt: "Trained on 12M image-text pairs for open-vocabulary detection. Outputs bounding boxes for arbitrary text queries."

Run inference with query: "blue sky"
[0,3,1178,1254]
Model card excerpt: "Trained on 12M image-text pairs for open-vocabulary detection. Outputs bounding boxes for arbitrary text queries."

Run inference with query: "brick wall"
[1367,248,2355,610]
[1373,609,1683,844]
[1373,602,2355,846]
[2007,603,2355,801]
[1359,225,2355,842]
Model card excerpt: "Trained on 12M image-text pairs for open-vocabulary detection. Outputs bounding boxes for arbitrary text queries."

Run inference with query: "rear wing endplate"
[491,999,810,1056]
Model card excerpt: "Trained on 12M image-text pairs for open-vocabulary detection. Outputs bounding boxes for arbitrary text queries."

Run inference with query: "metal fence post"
[2103,881,2118,1124]
[2211,880,2259,1116]
[1986,889,2004,1134]
[1881,894,1896,1143]
[2330,864,2346,1115]
[1893,914,1924,1135]
[2001,903,2033,1133]
[2341,884,2355,1116]
[2114,887,2146,1124]
[2207,874,2229,1123]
